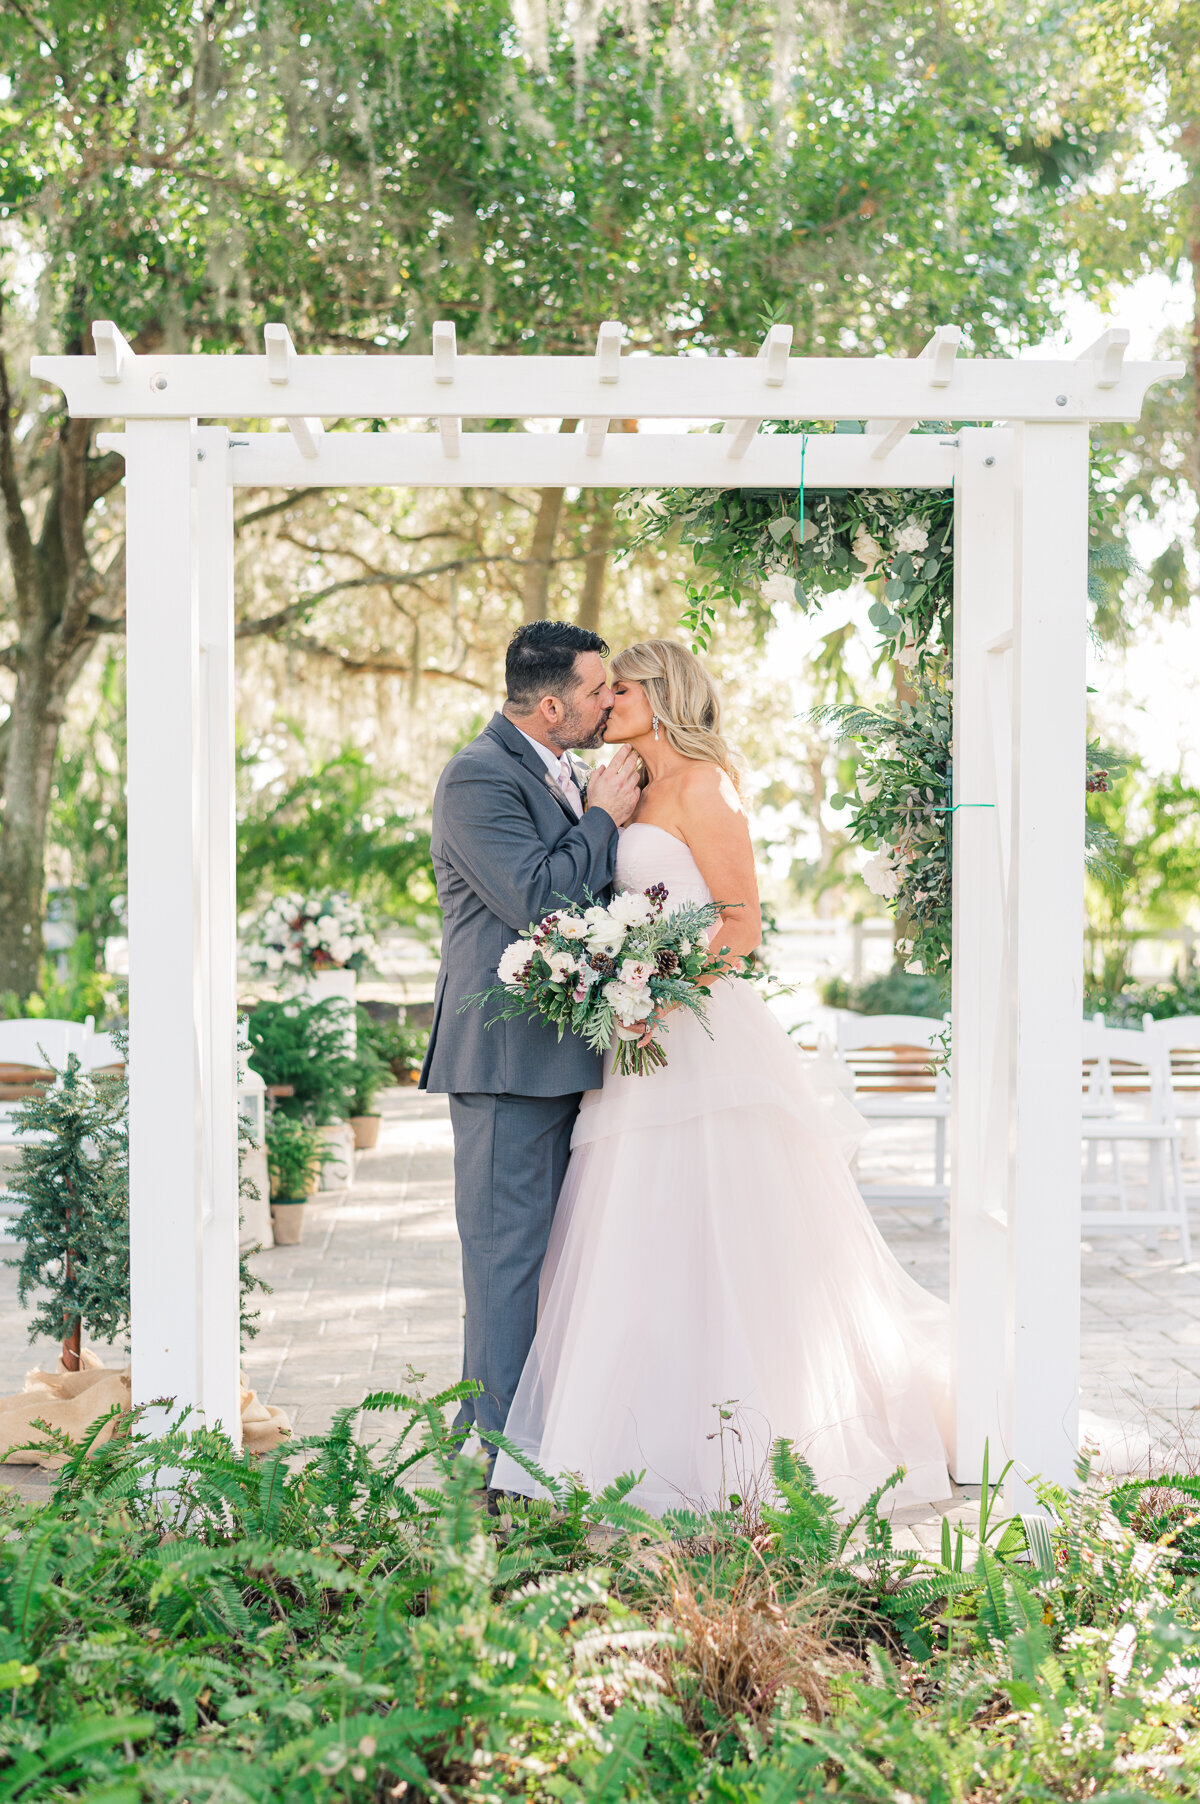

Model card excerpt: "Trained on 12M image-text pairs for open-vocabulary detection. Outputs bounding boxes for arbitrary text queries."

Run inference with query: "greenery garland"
[622,424,954,668]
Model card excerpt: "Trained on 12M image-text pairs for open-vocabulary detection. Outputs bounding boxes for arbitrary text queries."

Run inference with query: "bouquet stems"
[612,1037,669,1077]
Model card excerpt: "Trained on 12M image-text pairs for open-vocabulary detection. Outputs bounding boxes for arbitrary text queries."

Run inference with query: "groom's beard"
[553,707,611,751]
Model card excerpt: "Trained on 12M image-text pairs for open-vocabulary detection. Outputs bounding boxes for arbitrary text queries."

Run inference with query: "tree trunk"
[577,495,612,634]
[522,486,566,622]
[520,418,578,623]
[0,325,123,1002]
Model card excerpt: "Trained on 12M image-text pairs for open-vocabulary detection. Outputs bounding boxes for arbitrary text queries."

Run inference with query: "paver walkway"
[3,1087,1199,1537]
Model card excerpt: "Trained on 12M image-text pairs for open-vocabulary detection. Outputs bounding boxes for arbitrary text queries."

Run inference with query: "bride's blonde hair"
[609,639,741,790]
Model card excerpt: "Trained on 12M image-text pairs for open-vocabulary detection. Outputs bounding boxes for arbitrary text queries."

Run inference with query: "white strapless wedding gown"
[490,823,952,1515]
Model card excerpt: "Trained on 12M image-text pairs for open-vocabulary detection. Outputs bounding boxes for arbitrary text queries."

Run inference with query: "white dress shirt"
[515,726,584,817]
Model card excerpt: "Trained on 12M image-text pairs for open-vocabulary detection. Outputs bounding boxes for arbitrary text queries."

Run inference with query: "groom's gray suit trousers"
[448,1090,582,1450]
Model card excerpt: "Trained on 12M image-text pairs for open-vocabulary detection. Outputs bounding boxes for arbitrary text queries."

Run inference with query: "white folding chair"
[1143,1015,1200,1169]
[1080,1021,1190,1259]
[0,1018,89,1149]
[835,1012,951,1221]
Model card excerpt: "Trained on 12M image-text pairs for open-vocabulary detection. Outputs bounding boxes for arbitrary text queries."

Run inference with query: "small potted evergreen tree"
[265,1113,332,1245]
[5,1056,128,1369]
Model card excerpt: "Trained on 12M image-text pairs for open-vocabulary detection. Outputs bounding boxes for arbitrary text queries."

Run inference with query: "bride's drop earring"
[652,713,660,741]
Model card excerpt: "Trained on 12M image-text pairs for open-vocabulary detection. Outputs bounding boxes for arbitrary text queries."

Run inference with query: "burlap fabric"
[0,1348,290,1466]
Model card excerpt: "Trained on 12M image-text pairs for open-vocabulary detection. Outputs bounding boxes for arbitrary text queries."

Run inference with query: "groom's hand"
[585,745,640,827]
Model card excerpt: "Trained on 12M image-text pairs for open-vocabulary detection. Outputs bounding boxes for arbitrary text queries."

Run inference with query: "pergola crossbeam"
[40,329,1180,424]
[719,323,795,460]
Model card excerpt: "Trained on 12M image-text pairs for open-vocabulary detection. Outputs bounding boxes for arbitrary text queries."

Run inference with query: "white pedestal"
[293,968,357,1051]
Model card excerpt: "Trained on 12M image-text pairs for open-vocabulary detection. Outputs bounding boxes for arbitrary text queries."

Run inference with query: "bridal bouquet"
[463,886,729,1075]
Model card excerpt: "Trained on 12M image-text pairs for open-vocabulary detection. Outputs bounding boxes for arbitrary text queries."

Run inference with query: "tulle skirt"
[490,977,952,1515]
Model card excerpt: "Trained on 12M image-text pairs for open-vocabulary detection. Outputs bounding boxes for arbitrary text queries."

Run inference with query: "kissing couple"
[420,620,951,1514]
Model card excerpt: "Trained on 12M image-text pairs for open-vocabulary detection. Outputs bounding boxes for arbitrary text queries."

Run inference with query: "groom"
[420,621,640,1466]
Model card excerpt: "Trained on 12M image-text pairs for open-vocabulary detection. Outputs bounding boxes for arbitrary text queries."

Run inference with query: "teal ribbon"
[799,431,807,541]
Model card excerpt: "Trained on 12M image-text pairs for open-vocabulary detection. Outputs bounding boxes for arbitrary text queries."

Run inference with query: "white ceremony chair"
[1142,1015,1200,1169]
[1080,1020,1190,1259]
[0,1018,91,1149]
[834,1012,951,1221]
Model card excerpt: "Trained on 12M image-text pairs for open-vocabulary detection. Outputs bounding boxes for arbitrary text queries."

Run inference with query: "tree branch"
[235,488,322,531]
[278,634,486,687]
[85,451,129,511]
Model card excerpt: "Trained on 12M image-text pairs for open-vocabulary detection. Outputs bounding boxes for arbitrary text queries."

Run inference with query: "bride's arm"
[677,763,762,979]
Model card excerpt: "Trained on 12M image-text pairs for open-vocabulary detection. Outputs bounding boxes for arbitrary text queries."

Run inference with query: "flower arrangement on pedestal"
[245,891,375,980]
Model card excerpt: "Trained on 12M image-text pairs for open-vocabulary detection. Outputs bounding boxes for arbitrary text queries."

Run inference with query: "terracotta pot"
[270,1200,307,1245]
[350,1113,382,1150]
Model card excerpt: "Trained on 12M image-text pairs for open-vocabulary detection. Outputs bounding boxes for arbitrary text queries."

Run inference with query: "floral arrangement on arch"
[245,891,376,979]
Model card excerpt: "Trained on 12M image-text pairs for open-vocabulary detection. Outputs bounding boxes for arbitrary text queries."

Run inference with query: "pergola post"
[1005,421,1089,1495]
[950,426,1014,1481]
[125,418,241,1437]
[197,427,242,1444]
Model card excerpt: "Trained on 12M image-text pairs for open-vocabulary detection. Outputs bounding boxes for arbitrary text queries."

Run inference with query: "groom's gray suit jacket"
[420,712,620,1096]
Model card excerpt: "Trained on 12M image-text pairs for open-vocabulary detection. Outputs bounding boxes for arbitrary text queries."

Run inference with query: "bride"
[489,638,952,1515]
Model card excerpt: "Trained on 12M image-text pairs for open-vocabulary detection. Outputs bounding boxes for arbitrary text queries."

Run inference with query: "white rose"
[893,520,929,555]
[329,936,354,965]
[620,958,655,988]
[680,939,693,957]
[761,571,798,608]
[556,914,589,941]
[604,981,651,1026]
[264,948,284,973]
[302,920,321,946]
[857,775,882,802]
[851,524,884,570]
[608,891,654,928]
[498,941,533,986]
[896,644,919,669]
[863,853,902,900]
[546,949,578,983]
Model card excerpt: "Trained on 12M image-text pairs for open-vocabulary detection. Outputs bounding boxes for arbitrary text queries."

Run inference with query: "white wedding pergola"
[34,321,1180,1492]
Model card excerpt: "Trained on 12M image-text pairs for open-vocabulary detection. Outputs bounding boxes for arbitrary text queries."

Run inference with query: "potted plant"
[265,1113,333,1245]
[249,998,360,1194]
[243,891,376,1048]
[347,1034,391,1150]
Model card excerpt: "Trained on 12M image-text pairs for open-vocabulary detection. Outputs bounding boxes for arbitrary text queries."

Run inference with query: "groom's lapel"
[487,712,580,823]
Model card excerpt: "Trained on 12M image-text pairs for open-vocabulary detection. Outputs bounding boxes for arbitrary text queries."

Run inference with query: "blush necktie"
[556,756,584,817]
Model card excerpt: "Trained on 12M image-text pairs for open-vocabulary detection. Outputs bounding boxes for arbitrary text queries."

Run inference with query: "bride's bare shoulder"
[676,759,745,817]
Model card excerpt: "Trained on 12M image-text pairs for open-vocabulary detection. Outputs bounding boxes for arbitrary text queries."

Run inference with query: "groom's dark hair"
[504,620,610,713]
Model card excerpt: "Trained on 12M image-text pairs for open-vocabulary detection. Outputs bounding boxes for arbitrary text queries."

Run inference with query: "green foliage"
[812,676,954,976]
[0,938,120,1028]
[245,999,357,1127]
[625,460,954,666]
[4,1398,1200,1800]
[1084,763,1200,994]
[237,744,435,921]
[1,2,1153,364]
[3,1057,128,1357]
[45,654,128,965]
[821,967,949,1018]
[265,1114,332,1204]
[357,1006,429,1084]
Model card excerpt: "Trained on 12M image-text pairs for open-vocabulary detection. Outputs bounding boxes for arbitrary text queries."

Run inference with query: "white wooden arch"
[35,321,1180,1494]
